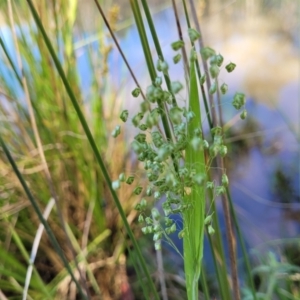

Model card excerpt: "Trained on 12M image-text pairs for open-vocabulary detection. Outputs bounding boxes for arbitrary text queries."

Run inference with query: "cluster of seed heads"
[111,29,247,250]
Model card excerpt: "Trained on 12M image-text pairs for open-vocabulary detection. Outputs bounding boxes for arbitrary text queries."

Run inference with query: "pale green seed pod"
[220,145,228,157]
[211,126,222,136]
[190,48,197,62]
[138,152,146,162]
[131,140,143,154]
[153,224,161,232]
[147,173,159,182]
[178,230,185,239]
[138,214,144,223]
[156,147,170,162]
[209,145,219,157]
[193,173,206,185]
[133,186,143,195]
[170,223,176,233]
[200,47,216,60]
[120,110,129,122]
[179,167,188,177]
[206,181,214,189]
[188,28,201,42]
[145,114,156,128]
[126,176,135,185]
[154,241,161,250]
[171,40,185,50]
[222,174,229,186]
[154,87,163,100]
[225,62,236,73]
[173,53,181,64]
[232,92,246,109]
[166,223,176,235]
[146,85,156,102]
[132,87,141,97]
[216,54,224,67]
[165,218,173,226]
[119,173,126,182]
[146,187,153,196]
[140,101,150,113]
[145,217,152,224]
[147,226,154,234]
[240,109,247,120]
[138,124,148,131]
[214,134,223,145]
[210,64,219,79]
[186,111,195,123]
[171,81,183,94]
[132,112,144,127]
[153,232,162,241]
[202,140,209,149]
[204,214,213,225]
[155,77,162,86]
[141,226,148,234]
[156,58,163,72]
[169,107,183,124]
[160,61,169,73]
[140,198,147,208]
[142,226,150,234]
[193,128,202,136]
[157,58,168,73]
[112,180,120,190]
[163,91,172,104]
[216,186,225,195]
[144,160,151,170]
[163,207,171,216]
[165,226,172,235]
[153,179,166,187]
[208,225,215,235]
[209,82,217,95]
[154,191,161,200]
[134,133,146,143]
[166,173,176,186]
[191,137,202,151]
[220,83,228,95]
[209,55,218,65]
[111,125,121,138]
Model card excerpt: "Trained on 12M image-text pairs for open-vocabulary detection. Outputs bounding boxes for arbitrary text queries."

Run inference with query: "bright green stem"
[140,0,177,107]
[25,0,159,299]
[129,0,173,143]
[183,59,205,300]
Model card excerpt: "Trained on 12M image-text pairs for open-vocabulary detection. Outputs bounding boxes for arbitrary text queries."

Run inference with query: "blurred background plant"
[0,0,299,299]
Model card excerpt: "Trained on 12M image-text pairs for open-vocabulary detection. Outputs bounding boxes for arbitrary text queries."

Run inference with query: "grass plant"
[0,0,299,300]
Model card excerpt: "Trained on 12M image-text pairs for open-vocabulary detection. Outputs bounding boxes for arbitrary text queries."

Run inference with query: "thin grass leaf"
[183,57,205,300]
[140,0,177,107]
[129,0,173,143]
